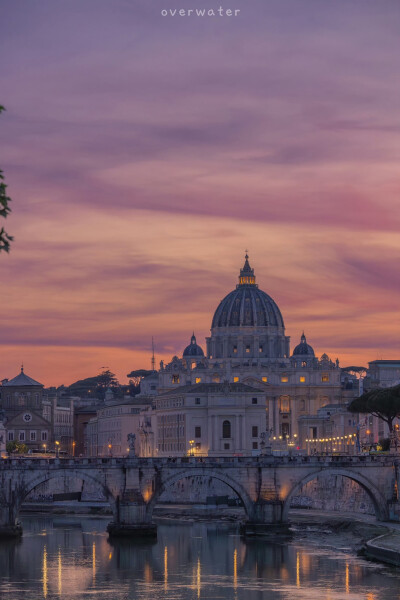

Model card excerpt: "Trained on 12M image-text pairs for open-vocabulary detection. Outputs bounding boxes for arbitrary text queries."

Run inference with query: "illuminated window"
[172,375,180,384]
[259,346,263,353]
[233,376,239,383]
[322,375,330,383]
[262,376,268,383]
[246,346,250,353]
[281,375,288,383]
[191,362,196,369]
[302,361,307,368]
[195,377,201,384]
[299,376,306,383]
[212,376,220,383]
[233,346,237,354]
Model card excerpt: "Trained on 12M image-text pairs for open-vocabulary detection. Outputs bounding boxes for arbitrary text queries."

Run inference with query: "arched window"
[222,420,231,439]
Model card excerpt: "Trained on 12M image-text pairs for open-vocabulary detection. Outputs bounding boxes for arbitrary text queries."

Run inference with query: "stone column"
[274,397,280,437]
[235,415,240,452]
[208,415,213,452]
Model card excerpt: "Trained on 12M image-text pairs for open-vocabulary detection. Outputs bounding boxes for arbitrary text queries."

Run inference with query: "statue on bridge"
[127,433,136,456]
[260,430,273,456]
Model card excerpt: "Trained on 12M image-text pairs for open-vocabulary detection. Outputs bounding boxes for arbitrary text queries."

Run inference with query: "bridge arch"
[282,467,389,522]
[15,469,118,519]
[146,468,255,520]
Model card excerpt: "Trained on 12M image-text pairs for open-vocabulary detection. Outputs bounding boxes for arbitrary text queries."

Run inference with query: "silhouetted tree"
[127,369,153,387]
[0,106,13,253]
[342,366,367,379]
[348,384,400,433]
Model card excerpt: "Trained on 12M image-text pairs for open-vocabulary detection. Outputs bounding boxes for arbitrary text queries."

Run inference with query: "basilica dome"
[207,255,289,361]
[211,255,284,329]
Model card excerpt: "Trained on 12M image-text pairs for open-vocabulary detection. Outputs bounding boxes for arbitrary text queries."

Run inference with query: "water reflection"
[0,516,398,600]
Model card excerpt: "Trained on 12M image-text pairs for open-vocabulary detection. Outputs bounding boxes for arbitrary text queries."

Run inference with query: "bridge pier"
[107,494,157,539]
[0,505,22,539]
[240,500,291,536]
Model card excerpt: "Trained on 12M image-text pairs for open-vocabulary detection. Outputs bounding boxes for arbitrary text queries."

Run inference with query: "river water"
[0,516,399,600]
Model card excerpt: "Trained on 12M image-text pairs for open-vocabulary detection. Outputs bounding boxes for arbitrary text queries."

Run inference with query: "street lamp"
[43,443,47,455]
[72,441,76,457]
[189,440,195,456]
[108,442,112,457]
[55,440,60,458]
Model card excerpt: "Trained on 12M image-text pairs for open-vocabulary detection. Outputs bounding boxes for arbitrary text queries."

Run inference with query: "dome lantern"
[238,252,256,286]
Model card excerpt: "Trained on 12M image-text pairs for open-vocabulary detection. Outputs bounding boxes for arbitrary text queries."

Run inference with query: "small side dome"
[292,333,315,356]
[183,333,204,357]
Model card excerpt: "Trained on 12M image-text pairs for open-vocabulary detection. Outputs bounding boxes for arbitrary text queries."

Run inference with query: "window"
[195,426,201,438]
[222,420,231,439]
[262,376,268,383]
[310,427,317,440]
[195,397,201,405]
[8,431,14,441]
[172,375,180,384]
[302,361,307,368]
[322,375,330,383]
[299,376,306,383]
[246,346,250,353]
[233,377,239,383]
[19,431,25,441]
[224,443,230,450]
[252,397,258,404]
[252,442,258,450]
[41,431,48,441]
[150,385,156,390]
[195,443,201,450]
[195,377,201,384]
[281,375,288,383]
[252,426,258,438]
[279,396,290,413]
[259,346,263,353]
[233,346,237,354]
[212,376,220,383]
[30,431,36,441]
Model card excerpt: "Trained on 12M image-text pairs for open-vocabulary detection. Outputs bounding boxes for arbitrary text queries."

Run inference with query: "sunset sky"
[1,0,399,387]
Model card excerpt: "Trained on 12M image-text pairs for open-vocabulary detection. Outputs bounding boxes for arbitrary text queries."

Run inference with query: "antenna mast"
[151,337,156,371]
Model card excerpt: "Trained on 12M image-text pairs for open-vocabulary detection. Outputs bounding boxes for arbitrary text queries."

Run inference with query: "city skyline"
[1,0,399,386]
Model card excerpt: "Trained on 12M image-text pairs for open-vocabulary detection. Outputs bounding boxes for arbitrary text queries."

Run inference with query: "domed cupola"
[211,254,284,329]
[292,333,315,357]
[207,253,290,362]
[183,333,205,357]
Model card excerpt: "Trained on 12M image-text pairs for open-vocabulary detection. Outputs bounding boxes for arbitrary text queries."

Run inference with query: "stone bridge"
[0,455,398,538]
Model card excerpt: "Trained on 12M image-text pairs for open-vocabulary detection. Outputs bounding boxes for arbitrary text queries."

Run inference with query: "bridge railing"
[0,454,398,469]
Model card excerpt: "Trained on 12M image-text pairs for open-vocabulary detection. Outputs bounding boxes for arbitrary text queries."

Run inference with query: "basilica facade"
[153,254,354,456]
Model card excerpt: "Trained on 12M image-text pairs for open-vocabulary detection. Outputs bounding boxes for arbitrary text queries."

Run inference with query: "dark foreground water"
[0,516,399,600]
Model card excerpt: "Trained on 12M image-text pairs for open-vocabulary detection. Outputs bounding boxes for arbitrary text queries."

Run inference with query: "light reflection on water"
[0,516,398,600]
